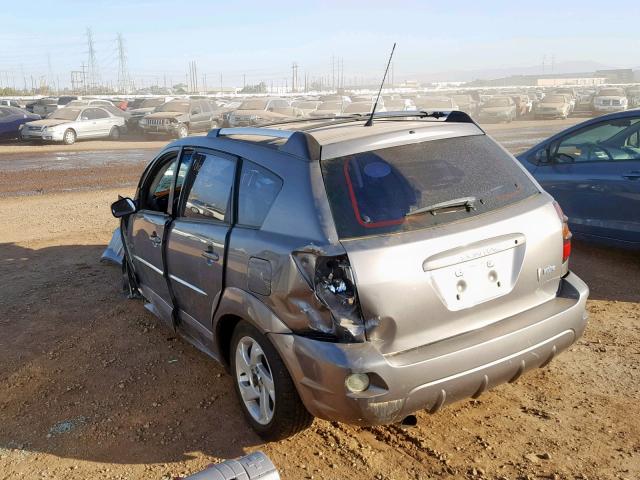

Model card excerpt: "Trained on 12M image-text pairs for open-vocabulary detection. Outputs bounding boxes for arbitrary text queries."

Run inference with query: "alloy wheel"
[234,336,275,425]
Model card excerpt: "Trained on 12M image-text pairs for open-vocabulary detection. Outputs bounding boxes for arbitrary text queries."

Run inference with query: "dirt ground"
[1,119,639,480]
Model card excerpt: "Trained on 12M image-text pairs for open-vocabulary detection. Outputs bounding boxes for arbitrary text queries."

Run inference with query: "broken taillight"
[292,252,365,342]
[553,201,572,264]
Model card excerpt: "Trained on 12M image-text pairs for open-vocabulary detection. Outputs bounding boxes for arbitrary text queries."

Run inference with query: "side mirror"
[534,146,551,165]
[111,197,137,218]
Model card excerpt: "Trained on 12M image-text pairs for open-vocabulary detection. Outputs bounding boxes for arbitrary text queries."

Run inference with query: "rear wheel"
[230,321,313,440]
[63,129,76,145]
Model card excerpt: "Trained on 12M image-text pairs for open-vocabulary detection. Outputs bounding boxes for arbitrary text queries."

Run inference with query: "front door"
[166,150,237,344]
[128,150,190,322]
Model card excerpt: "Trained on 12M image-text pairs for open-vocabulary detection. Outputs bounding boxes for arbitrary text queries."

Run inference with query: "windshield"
[156,101,190,113]
[50,108,81,120]
[343,103,372,114]
[416,98,452,108]
[321,135,538,239]
[317,101,342,111]
[141,98,166,108]
[239,99,269,110]
[484,98,511,107]
[292,101,319,109]
[543,95,566,103]
[598,89,624,97]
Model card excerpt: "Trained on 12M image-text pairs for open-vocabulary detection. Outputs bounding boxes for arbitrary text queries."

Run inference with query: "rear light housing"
[292,252,365,342]
[553,201,572,269]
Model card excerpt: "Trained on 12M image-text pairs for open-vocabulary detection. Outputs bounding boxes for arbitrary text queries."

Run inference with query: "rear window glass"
[321,135,539,239]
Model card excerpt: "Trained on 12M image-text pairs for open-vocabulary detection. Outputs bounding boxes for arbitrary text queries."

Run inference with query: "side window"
[551,118,640,163]
[93,108,110,119]
[183,153,236,222]
[81,109,96,120]
[238,161,283,228]
[626,130,640,148]
[190,104,202,115]
[144,155,179,212]
[200,101,211,113]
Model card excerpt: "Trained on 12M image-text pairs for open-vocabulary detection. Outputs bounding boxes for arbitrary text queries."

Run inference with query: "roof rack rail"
[208,127,321,160]
[256,109,482,130]
[206,110,482,160]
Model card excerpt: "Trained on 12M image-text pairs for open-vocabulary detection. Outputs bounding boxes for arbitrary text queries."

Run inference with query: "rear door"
[534,115,640,244]
[166,149,237,342]
[321,134,560,355]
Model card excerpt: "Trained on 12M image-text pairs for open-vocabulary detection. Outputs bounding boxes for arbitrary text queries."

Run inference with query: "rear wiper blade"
[405,196,477,217]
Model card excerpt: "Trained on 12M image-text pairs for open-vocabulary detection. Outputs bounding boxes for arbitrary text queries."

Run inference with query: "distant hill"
[419,61,624,83]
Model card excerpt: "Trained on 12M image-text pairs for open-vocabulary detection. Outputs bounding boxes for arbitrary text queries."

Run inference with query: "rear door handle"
[150,232,162,247]
[622,171,640,180]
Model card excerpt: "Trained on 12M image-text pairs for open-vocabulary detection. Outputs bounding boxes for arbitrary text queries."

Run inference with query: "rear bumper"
[269,272,589,425]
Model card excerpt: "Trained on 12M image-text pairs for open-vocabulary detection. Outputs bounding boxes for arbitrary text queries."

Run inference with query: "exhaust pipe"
[399,414,418,428]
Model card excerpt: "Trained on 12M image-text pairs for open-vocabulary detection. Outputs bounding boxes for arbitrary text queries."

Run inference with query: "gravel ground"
[0,118,638,480]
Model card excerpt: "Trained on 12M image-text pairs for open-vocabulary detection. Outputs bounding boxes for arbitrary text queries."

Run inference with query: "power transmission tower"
[86,28,99,94]
[116,33,131,94]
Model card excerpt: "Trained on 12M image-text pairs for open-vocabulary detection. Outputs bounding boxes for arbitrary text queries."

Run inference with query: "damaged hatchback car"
[110,111,588,440]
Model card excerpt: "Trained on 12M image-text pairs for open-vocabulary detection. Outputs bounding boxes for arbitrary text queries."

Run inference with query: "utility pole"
[331,55,335,91]
[291,62,298,93]
[81,62,87,95]
[243,73,246,90]
[47,53,54,93]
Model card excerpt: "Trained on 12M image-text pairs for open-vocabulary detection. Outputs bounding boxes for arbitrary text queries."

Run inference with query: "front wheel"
[230,321,313,440]
[109,126,121,140]
[63,129,76,145]
[177,124,189,138]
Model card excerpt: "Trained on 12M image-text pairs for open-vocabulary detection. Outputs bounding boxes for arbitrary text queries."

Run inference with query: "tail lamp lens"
[553,201,572,263]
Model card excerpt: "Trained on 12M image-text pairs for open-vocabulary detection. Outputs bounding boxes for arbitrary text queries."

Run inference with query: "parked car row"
[2,84,639,143]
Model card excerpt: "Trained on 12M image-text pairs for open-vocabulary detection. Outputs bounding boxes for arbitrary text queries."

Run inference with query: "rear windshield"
[321,135,539,239]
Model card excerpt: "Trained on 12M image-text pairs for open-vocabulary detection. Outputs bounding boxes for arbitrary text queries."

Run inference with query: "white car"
[593,88,628,113]
[20,106,126,144]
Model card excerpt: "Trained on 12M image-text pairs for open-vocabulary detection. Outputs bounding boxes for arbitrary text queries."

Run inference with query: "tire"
[63,129,76,145]
[230,320,313,440]
[109,126,121,140]
[177,124,189,138]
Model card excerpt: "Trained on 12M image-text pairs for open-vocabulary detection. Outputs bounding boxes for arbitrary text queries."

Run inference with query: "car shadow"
[0,242,262,465]
[569,240,640,303]
[0,238,637,466]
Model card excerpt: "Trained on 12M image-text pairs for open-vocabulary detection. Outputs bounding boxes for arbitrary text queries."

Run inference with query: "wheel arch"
[213,287,292,367]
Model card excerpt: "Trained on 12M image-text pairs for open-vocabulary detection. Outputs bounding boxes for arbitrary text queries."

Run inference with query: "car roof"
[165,111,484,162]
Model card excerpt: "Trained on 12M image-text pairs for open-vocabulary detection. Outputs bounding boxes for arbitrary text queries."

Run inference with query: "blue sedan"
[0,106,40,141]
[517,109,640,249]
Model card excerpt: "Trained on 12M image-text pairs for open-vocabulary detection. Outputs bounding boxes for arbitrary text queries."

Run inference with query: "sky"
[0,0,638,89]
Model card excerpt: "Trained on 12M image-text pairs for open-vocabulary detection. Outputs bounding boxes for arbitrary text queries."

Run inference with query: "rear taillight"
[553,201,572,263]
[292,252,365,342]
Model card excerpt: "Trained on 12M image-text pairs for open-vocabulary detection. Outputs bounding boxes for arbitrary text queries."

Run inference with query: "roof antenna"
[364,42,396,127]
